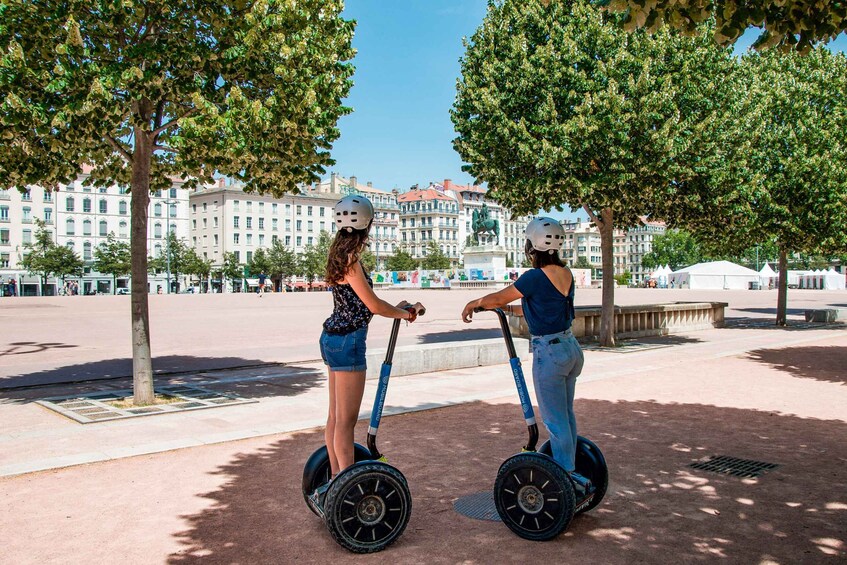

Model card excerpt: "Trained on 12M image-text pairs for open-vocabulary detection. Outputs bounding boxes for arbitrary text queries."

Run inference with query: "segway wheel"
[539,436,609,514]
[324,462,412,553]
[494,453,575,541]
[302,443,371,516]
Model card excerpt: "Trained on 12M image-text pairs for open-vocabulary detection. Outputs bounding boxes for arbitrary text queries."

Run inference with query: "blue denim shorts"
[319,326,368,372]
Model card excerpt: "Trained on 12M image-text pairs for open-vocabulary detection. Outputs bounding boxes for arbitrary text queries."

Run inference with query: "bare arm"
[461,284,523,323]
[346,262,418,320]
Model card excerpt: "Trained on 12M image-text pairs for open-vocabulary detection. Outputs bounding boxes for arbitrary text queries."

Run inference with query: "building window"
[259,234,265,246]
[1,253,9,268]
[22,207,31,222]
[246,216,253,229]
[154,203,162,217]
[203,202,207,212]
[258,218,264,230]
[99,220,108,236]
[246,201,252,211]
[319,207,325,217]
[154,223,162,238]
[296,220,302,231]
[99,200,107,214]
[296,205,301,215]
[272,203,278,214]
[119,201,127,215]
[170,187,177,199]
[233,233,240,244]
[246,251,253,263]
[43,190,53,203]
[233,216,240,228]
[21,189,31,201]
[233,200,239,211]
[44,208,52,222]
[296,236,302,246]
[82,198,92,213]
[234,250,240,262]
[246,234,252,246]
[203,218,207,228]
[83,241,92,260]
[307,206,313,216]
[0,206,8,222]
[285,219,291,231]
[285,235,291,246]
[23,229,32,244]
[0,229,8,245]
[169,203,177,218]
[213,217,218,228]
[66,218,75,235]
[307,220,313,232]
[214,234,219,246]
[119,221,128,237]
[259,202,264,212]
[272,218,278,231]
[192,219,197,229]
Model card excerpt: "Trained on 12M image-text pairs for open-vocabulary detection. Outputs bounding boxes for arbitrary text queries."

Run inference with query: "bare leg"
[325,368,339,476]
[332,370,367,471]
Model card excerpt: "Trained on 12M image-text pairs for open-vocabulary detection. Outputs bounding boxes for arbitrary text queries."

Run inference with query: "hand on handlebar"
[398,301,425,323]
[462,300,483,323]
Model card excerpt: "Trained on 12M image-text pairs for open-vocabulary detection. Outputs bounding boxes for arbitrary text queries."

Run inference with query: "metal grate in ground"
[453,491,501,521]
[689,455,779,478]
[36,385,256,424]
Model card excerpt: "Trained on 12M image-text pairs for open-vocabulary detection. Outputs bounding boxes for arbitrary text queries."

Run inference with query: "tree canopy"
[604,0,847,52]
[420,241,451,270]
[19,219,83,289]
[0,1,355,403]
[93,233,131,292]
[453,0,740,345]
[385,248,418,272]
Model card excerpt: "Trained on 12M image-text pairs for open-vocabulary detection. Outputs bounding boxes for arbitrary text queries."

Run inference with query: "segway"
[302,306,424,553]
[478,307,608,540]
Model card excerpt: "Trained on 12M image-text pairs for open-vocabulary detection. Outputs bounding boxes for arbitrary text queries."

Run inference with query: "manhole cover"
[454,491,501,521]
[689,455,779,478]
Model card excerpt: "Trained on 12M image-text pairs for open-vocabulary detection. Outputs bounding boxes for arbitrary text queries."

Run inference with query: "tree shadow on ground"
[0,355,280,389]
[168,399,847,564]
[724,317,845,331]
[734,307,808,316]
[0,357,323,403]
[747,346,847,385]
[417,328,505,344]
[0,341,79,357]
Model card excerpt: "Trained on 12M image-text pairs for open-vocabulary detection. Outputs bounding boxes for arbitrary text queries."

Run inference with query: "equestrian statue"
[471,202,499,245]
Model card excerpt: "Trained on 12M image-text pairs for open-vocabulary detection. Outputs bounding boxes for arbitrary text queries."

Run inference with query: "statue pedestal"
[463,245,508,271]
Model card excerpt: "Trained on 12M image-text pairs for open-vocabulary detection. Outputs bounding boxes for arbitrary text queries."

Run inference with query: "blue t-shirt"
[513,268,576,336]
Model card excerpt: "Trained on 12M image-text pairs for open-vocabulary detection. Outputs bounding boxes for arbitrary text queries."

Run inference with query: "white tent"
[823,268,846,290]
[668,260,761,290]
[759,264,777,289]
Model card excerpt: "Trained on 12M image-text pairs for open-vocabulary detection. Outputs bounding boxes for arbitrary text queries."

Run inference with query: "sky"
[329,1,847,222]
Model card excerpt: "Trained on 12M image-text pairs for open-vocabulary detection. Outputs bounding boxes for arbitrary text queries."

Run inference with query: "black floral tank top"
[323,267,374,335]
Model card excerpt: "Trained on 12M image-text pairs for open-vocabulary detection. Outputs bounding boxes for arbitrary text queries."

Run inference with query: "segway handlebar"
[368,302,425,460]
[472,306,539,452]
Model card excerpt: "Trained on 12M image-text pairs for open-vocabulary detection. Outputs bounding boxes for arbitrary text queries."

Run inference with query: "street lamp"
[163,199,177,294]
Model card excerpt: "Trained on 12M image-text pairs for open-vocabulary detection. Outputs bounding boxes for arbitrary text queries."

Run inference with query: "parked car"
[116,288,130,295]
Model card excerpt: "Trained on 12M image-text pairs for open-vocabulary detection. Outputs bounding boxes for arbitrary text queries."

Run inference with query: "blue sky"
[330,1,846,221]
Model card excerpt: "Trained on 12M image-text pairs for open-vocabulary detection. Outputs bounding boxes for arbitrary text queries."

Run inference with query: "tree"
[247,248,272,279]
[360,248,377,273]
[183,248,213,291]
[641,230,708,271]
[299,231,331,289]
[614,270,632,287]
[421,241,451,270]
[266,239,298,290]
[148,232,192,292]
[93,233,131,293]
[220,252,243,293]
[740,48,847,325]
[573,256,593,271]
[605,0,847,52]
[19,219,82,294]
[453,0,739,346]
[0,2,354,404]
[385,248,418,272]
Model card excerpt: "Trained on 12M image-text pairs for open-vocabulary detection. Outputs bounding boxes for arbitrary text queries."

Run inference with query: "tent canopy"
[669,261,760,290]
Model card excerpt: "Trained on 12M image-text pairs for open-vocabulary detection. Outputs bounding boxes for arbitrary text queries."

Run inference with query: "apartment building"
[561,217,627,276]
[627,219,667,284]
[309,174,400,269]
[1,173,190,295]
[396,185,460,265]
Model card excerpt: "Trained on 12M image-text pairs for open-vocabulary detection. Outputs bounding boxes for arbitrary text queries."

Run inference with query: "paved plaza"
[1,288,845,563]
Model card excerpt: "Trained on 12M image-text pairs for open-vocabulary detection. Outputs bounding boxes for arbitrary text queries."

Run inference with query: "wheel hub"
[517,485,544,514]
[357,494,386,524]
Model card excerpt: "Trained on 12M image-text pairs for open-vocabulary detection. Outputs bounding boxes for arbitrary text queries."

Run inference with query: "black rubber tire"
[324,461,412,553]
[539,436,608,514]
[302,443,371,516]
[494,453,575,541]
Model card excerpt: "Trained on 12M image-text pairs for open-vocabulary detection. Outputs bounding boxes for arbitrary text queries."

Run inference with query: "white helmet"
[333,195,374,232]
[525,217,565,254]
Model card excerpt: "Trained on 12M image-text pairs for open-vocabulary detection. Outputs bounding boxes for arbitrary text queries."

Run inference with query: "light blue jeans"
[530,330,584,472]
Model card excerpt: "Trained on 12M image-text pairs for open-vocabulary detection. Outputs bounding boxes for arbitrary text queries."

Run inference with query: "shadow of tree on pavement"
[747,346,847,385]
[168,399,847,563]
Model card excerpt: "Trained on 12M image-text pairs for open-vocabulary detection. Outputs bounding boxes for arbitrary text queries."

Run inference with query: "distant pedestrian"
[258,272,267,297]
[9,278,17,297]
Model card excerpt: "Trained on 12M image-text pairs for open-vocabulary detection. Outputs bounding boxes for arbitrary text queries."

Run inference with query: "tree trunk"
[776,247,788,327]
[598,208,616,347]
[130,127,155,405]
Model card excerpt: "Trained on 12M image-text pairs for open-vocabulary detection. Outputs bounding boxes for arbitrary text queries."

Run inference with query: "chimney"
[443,179,452,190]
[330,172,337,193]
[350,175,357,187]
[367,181,373,188]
